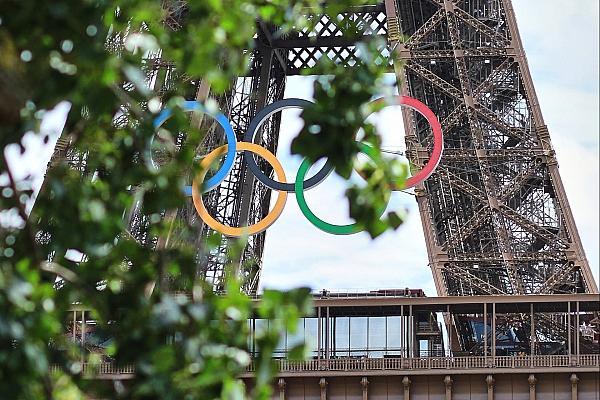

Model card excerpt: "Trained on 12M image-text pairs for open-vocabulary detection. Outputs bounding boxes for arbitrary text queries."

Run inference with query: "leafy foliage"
[0,0,408,398]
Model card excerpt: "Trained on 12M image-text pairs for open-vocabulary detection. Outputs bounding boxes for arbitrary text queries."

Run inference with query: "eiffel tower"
[49,0,598,354]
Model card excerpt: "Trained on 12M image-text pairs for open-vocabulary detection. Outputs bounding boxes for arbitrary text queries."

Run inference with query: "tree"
[0,1,406,398]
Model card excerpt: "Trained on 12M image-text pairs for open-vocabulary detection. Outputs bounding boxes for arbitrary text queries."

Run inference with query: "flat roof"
[253,293,599,316]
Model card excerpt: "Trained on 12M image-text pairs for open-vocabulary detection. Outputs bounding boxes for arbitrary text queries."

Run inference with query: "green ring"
[294,142,390,235]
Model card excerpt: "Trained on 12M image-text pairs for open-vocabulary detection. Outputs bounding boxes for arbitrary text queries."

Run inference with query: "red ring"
[370,96,443,189]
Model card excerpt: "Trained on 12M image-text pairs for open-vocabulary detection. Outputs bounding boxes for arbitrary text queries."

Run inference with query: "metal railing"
[49,354,599,377]
[247,354,600,373]
[49,363,135,376]
[247,289,426,300]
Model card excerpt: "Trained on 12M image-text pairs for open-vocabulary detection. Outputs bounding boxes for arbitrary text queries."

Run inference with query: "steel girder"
[384,0,596,298]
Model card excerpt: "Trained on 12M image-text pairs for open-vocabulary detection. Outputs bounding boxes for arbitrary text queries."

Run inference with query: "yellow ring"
[192,142,287,237]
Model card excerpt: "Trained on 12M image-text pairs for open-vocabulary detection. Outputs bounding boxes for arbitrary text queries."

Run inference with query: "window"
[350,317,367,356]
[254,319,268,355]
[273,319,286,357]
[305,318,318,356]
[387,316,401,355]
[287,318,304,349]
[369,317,386,350]
[334,317,349,357]
[247,319,253,354]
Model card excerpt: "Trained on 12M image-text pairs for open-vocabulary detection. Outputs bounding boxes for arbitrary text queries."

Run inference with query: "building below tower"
[63,289,600,398]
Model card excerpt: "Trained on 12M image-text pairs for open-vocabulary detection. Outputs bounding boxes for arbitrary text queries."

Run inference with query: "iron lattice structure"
[176,0,597,297]
[46,0,598,351]
[195,3,392,292]
[388,0,597,299]
[130,3,393,292]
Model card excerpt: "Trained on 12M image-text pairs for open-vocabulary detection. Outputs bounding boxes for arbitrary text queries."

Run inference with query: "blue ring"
[152,100,237,193]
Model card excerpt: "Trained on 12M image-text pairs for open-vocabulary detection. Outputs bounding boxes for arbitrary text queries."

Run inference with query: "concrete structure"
[241,292,600,399]
[65,291,600,398]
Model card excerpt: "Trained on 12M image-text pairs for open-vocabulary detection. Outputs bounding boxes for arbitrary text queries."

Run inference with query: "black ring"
[243,98,333,192]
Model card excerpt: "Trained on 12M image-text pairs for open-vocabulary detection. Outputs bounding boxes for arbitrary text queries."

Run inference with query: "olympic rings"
[191,142,287,237]
[152,100,237,193]
[154,95,443,237]
[367,96,443,189]
[295,142,390,235]
[243,98,334,192]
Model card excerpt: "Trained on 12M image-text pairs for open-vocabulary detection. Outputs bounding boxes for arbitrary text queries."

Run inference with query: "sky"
[4,0,599,296]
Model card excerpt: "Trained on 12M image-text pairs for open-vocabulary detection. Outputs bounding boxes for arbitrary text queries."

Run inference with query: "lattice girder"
[390,0,596,300]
